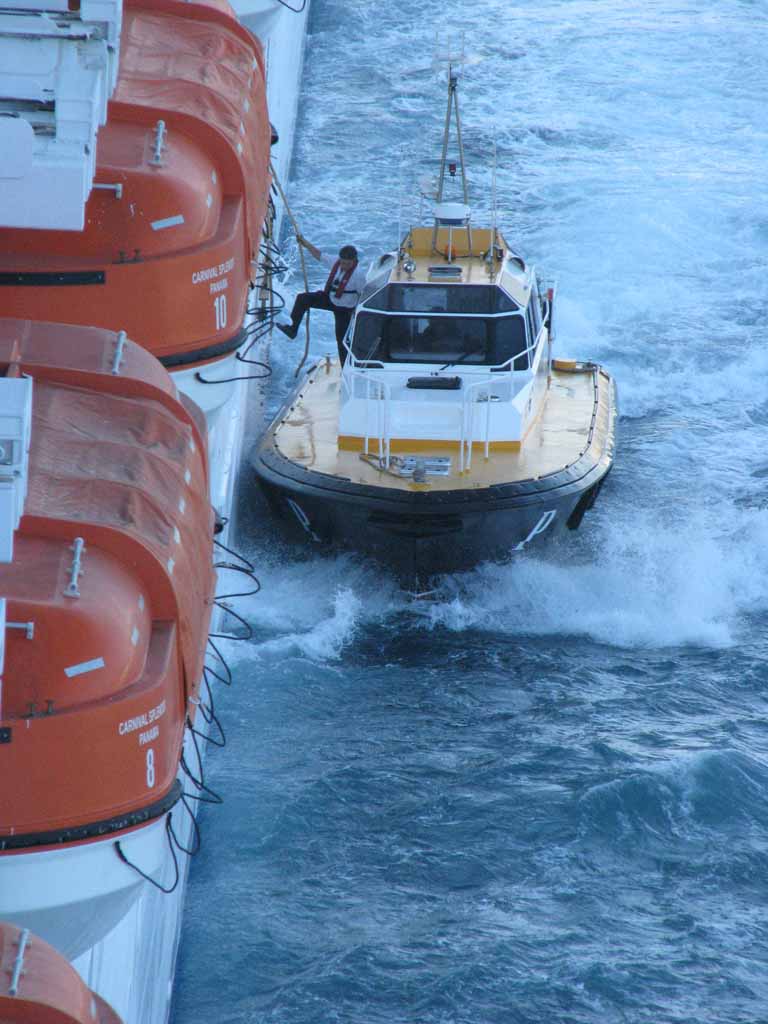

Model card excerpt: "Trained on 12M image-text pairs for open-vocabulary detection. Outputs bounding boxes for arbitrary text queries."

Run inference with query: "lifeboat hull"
[0,319,216,996]
[0,815,172,961]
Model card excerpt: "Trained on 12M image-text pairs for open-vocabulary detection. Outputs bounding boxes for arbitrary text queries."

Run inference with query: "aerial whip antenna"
[489,136,498,279]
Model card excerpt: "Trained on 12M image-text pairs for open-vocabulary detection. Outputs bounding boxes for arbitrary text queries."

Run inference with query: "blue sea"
[172,2,768,1021]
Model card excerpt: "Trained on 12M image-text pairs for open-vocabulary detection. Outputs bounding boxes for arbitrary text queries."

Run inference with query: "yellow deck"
[271,361,613,492]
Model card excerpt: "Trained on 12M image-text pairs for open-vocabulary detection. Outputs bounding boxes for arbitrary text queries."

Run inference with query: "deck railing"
[341,364,521,472]
[342,367,394,466]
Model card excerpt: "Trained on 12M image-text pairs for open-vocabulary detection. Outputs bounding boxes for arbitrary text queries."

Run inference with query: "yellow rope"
[269,160,311,376]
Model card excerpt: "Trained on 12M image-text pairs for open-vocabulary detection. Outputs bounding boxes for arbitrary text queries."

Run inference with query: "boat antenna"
[489,136,498,279]
[397,145,404,263]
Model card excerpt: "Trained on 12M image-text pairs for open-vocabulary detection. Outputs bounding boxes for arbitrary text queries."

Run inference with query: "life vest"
[324,259,357,299]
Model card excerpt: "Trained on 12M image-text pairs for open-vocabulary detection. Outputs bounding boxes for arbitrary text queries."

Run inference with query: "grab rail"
[343,367,393,466]
[458,377,511,471]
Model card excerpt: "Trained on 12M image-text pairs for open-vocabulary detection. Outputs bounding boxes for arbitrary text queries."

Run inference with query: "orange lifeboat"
[0,317,216,953]
[0,922,122,1023]
[0,0,271,370]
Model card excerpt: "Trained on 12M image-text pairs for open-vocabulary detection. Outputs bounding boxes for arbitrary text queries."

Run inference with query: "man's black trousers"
[288,290,353,364]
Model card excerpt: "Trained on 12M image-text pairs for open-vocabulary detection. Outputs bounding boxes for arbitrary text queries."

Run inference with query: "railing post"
[364,377,371,456]
[466,399,474,471]
[458,397,465,473]
[383,382,391,467]
[484,387,491,460]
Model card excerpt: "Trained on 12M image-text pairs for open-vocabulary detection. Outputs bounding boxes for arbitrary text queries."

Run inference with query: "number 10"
[214,295,227,331]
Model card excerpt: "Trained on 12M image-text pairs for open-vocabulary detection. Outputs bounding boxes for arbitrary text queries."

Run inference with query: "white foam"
[225,554,402,662]
[422,505,768,649]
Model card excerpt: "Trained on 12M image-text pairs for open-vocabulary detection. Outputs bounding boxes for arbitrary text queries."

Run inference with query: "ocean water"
[171,2,768,1022]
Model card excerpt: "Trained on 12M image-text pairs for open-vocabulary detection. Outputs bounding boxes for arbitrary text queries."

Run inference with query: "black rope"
[214,536,256,572]
[210,600,253,642]
[114,815,180,894]
[194,350,272,385]
[215,563,261,600]
[180,720,224,806]
[193,669,223,735]
[211,541,259,639]
[188,694,226,748]
[180,760,224,806]
[172,792,202,856]
[275,0,306,11]
[204,657,232,689]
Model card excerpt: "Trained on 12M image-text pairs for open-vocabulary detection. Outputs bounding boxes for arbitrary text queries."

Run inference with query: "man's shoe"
[277,323,298,340]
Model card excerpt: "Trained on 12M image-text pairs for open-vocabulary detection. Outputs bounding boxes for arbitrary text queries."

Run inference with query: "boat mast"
[435,66,469,206]
[432,38,472,256]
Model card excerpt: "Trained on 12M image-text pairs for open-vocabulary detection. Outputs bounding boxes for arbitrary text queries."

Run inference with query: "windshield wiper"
[438,345,485,372]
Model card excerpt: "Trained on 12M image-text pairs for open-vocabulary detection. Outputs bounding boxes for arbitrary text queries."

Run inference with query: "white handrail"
[344,367,394,467]
[341,361,522,473]
[459,376,514,471]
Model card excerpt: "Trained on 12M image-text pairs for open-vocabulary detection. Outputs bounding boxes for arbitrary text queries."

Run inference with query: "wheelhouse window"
[525,303,536,349]
[496,315,530,369]
[389,316,488,364]
[351,312,529,368]
[529,281,542,337]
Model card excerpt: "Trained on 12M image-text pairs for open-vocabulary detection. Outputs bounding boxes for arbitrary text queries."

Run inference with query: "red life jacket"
[324,260,357,299]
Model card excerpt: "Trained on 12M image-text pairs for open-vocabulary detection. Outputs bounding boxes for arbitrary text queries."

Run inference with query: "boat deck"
[270,360,614,491]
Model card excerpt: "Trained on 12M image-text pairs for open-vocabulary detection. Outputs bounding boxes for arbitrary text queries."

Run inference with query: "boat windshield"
[351,312,530,368]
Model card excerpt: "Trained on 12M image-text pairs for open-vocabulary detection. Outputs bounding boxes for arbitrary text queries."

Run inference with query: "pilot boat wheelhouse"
[254,75,616,583]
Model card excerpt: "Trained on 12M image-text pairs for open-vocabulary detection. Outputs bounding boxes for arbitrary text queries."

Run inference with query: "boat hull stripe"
[159,326,248,368]
[0,271,106,287]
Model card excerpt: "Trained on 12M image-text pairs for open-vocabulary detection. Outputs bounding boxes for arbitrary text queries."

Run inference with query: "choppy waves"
[174,1,768,1022]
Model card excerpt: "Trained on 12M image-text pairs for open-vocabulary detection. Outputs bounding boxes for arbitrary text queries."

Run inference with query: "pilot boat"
[253,70,617,583]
